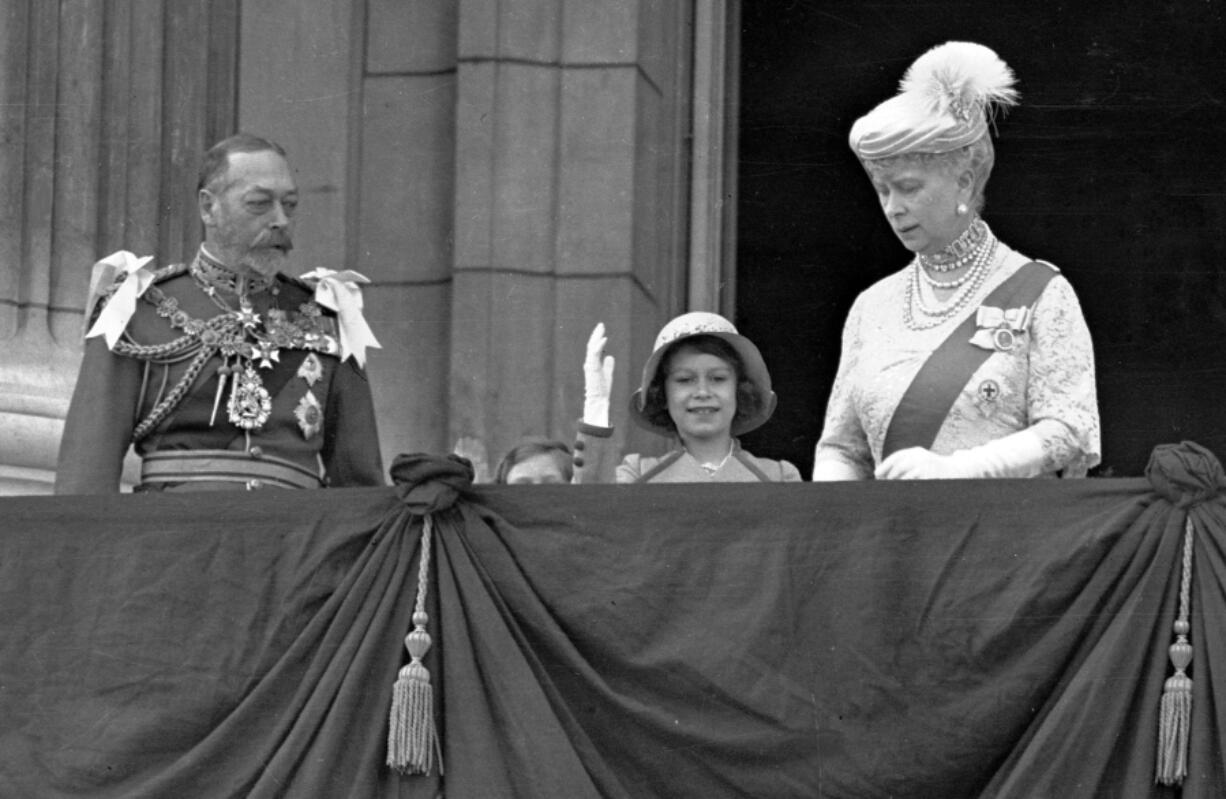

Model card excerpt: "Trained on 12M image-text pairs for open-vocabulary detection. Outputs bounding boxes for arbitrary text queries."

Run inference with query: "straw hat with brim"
[630,311,778,437]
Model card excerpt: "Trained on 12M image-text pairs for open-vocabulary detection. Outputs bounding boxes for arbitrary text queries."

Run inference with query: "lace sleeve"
[813,296,874,479]
[1027,275,1101,475]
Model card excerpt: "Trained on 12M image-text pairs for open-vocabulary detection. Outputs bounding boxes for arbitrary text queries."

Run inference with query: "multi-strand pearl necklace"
[916,221,987,290]
[917,218,988,272]
[903,222,999,331]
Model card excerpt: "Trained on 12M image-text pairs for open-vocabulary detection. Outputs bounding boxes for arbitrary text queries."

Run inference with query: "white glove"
[875,429,1047,480]
[812,457,864,481]
[583,322,615,427]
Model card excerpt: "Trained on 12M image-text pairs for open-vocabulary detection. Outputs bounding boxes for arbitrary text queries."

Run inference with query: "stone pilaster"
[0,0,236,494]
[449,0,694,470]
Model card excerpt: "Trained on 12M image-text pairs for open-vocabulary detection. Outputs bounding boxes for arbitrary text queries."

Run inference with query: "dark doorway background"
[735,2,1226,477]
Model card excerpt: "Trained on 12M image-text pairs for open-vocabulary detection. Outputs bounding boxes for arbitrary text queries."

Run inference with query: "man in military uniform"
[55,133,384,493]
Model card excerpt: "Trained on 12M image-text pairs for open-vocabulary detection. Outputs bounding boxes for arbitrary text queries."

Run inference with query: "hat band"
[854,119,987,160]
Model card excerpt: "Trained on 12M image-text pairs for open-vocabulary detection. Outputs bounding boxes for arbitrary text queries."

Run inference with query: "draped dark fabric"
[2,444,1225,797]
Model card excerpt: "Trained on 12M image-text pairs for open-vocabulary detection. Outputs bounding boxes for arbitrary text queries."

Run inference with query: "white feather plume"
[900,42,1019,121]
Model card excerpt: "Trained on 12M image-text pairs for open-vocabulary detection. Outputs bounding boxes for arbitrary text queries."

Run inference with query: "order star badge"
[297,352,323,387]
[294,390,323,439]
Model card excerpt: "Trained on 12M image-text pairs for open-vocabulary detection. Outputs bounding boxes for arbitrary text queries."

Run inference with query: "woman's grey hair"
[863,135,997,213]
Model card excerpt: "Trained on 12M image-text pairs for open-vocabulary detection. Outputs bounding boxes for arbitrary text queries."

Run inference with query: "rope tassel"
[388,515,444,776]
[1156,517,1195,786]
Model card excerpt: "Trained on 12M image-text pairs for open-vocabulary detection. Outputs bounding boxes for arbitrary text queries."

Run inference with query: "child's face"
[664,346,738,443]
[505,452,569,485]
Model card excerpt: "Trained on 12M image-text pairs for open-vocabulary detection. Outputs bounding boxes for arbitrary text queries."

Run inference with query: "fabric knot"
[1145,441,1226,508]
[389,453,474,515]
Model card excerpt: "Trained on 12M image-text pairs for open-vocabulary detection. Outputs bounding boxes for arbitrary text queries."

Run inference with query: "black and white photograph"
[1,1,1224,796]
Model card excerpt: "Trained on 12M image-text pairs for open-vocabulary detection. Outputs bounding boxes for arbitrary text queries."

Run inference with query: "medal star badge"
[298,352,323,387]
[294,390,323,439]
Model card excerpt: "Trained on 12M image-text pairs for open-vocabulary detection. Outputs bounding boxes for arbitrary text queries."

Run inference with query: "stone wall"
[0,0,698,493]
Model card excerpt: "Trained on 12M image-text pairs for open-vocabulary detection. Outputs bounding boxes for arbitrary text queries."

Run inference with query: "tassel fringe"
[1157,671,1191,784]
[388,649,442,775]
[1155,517,1195,786]
[387,515,444,776]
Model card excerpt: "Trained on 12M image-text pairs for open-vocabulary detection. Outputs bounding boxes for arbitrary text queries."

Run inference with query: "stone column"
[237,0,460,466]
[355,0,459,462]
[0,0,237,494]
[449,0,694,471]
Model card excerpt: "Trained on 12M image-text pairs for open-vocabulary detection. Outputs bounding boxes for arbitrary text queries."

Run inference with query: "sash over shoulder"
[882,261,1057,458]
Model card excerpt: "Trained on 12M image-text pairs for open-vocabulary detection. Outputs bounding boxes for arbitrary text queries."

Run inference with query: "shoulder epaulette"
[280,274,337,316]
[282,273,314,293]
[152,263,190,283]
[134,264,189,309]
[92,262,182,319]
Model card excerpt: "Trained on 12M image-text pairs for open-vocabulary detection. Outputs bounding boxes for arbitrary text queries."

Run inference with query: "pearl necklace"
[904,231,999,331]
[919,266,972,290]
[917,217,987,273]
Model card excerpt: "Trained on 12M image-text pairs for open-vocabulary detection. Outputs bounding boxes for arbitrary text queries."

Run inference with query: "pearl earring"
[956,203,968,215]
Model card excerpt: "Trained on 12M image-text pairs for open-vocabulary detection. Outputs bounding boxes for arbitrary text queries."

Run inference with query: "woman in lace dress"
[812,42,1100,480]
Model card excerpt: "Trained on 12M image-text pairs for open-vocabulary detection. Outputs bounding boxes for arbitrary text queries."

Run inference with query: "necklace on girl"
[696,443,735,475]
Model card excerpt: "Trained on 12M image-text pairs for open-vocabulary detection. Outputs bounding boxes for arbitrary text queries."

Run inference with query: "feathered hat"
[849,42,1019,159]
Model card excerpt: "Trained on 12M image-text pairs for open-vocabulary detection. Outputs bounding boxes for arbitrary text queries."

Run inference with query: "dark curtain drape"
[1,444,1224,797]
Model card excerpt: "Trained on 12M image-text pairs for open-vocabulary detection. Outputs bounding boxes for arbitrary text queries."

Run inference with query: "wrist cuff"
[577,419,614,438]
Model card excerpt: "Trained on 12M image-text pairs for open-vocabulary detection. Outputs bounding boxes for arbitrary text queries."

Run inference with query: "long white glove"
[875,428,1047,480]
[583,322,616,428]
[812,457,865,481]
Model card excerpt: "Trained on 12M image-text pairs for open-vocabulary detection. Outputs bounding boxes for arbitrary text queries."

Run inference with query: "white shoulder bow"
[299,268,382,366]
[85,250,156,348]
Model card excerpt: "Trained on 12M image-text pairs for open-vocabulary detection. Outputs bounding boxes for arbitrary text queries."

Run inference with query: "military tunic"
[55,250,384,493]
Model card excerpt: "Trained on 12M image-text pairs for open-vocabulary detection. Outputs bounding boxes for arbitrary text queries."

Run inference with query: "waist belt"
[140,450,323,490]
